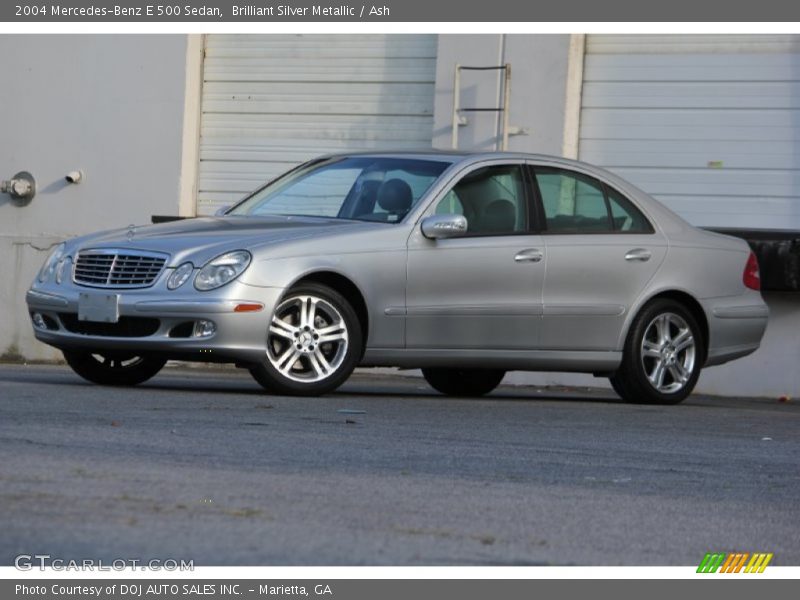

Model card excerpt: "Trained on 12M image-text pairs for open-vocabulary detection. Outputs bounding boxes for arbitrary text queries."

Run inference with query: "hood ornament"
[126,224,136,242]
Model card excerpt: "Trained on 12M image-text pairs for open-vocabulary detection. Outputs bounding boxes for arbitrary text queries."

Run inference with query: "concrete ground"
[0,363,798,566]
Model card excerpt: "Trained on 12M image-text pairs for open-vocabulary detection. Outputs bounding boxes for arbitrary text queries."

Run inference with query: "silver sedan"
[26,152,768,404]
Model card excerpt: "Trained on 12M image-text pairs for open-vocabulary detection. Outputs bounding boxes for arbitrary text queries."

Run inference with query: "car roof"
[317,149,597,170]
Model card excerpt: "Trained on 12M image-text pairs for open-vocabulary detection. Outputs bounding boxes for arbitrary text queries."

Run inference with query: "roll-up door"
[580,35,800,229]
[198,34,438,215]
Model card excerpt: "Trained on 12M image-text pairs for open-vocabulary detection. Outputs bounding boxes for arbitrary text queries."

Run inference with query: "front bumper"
[25,281,284,364]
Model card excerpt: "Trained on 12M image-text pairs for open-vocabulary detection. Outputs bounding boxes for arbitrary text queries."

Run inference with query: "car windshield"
[228,157,450,223]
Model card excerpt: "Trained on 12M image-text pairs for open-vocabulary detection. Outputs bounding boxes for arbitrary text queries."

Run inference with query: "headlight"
[37,243,66,283]
[55,255,72,285]
[167,262,194,290]
[194,250,251,291]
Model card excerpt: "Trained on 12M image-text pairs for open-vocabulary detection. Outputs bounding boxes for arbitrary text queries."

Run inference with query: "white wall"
[0,35,190,360]
[432,34,572,155]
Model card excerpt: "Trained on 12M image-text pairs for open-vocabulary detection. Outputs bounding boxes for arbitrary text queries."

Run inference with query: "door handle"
[625,248,652,262]
[514,248,543,263]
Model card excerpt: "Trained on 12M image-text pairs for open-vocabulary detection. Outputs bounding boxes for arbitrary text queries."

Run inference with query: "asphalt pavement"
[0,363,798,566]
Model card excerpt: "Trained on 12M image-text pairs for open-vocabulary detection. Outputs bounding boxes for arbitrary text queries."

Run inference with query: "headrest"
[481,199,516,232]
[377,178,413,213]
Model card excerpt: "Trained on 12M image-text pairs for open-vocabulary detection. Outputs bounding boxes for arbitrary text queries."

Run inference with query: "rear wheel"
[610,299,704,405]
[63,350,166,386]
[422,368,506,397]
[249,283,363,396]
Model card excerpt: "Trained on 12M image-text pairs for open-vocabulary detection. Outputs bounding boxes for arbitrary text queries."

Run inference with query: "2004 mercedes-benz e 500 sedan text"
[27,152,768,404]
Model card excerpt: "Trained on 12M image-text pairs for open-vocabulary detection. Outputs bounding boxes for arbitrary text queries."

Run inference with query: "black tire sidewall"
[249,283,363,396]
[422,368,506,397]
[63,350,166,386]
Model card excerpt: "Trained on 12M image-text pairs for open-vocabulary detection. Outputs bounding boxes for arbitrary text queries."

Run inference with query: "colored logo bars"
[697,552,773,573]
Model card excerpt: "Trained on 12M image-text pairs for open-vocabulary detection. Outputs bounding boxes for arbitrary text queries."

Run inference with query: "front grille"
[58,313,160,337]
[73,249,167,288]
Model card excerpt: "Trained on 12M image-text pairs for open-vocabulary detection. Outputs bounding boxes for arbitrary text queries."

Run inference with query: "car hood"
[69,216,366,266]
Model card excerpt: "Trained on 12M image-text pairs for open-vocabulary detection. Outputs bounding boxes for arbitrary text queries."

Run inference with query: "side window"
[535,168,611,233]
[435,190,464,216]
[533,168,653,234]
[433,165,527,235]
[607,187,653,233]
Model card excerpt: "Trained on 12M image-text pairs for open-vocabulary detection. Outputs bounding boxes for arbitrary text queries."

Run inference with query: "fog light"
[32,312,47,329]
[194,319,216,338]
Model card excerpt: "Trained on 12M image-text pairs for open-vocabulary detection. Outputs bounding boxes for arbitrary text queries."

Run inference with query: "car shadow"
[0,370,625,404]
[338,386,625,404]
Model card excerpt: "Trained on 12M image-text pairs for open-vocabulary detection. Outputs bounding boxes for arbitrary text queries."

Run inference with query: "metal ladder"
[451,64,511,151]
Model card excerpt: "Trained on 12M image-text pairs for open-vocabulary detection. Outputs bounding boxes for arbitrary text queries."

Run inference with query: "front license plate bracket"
[78,293,120,323]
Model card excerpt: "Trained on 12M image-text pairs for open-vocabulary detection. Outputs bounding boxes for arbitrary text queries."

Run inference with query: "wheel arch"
[289,270,370,352]
[623,289,710,365]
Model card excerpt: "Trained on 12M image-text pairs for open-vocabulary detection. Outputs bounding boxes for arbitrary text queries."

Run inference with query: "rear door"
[530,165,668,351]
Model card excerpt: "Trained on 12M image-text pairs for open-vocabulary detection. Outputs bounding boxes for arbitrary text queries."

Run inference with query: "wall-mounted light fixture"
[1,171,36,205]
[65,170,84,184]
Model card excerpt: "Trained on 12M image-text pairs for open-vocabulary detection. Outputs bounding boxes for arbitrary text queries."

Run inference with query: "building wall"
[432,34,572,155]
[0,35,191,360]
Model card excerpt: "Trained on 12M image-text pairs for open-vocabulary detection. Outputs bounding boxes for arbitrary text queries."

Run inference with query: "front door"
[406,163,545,350]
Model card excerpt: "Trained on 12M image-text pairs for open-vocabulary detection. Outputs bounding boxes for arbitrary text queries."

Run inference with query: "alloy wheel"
[266,294,349,383]
[640,312,696,394]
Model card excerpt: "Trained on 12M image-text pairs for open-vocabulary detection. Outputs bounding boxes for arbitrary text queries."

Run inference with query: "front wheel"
[249,283,363,396]
[422,368,506,397]
[610,299,704,405]
[63,350,166,386]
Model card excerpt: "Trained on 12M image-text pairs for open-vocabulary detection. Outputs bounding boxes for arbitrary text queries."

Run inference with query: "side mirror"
[214,205,232,216]
[421,214,468,240]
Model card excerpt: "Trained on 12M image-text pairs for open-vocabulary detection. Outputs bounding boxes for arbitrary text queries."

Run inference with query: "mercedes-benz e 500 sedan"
[27,152,768,404]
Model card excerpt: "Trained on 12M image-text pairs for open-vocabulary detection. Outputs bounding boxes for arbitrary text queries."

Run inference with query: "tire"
[610,299,705,405]
[608,376,627,400]
[63,350,166,386]
[422,368,506,397]
[249,283,363,396]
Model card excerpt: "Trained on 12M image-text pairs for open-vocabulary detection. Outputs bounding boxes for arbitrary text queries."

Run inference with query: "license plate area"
[78,293,120,323]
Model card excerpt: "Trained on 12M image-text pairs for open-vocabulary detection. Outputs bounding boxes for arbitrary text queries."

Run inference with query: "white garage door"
[579,35,800,229]
[197,34,438,215]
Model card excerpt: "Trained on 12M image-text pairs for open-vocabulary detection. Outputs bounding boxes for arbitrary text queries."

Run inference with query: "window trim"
[528,165,655,236]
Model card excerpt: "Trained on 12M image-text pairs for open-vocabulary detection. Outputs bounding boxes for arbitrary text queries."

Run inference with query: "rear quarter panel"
[619,229,767,358]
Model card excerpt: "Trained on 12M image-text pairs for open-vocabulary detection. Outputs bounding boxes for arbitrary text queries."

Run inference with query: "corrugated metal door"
[579,35,800,229]
[197,34,438,215]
